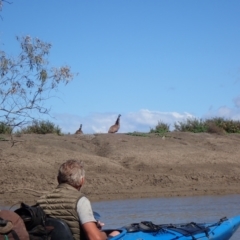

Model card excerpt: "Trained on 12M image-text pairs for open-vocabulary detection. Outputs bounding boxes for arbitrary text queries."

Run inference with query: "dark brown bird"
[75,124,83,134]
[108,114,121,133]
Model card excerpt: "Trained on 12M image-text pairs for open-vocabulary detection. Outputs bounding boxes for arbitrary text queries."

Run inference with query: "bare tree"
[0,35,75,131]
[0,0,12,16]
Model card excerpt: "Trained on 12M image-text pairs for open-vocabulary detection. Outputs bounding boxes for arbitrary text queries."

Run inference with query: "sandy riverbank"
[1,132,240,206]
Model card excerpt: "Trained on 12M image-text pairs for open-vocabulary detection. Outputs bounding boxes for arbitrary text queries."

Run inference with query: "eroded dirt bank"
[1,132,240,206]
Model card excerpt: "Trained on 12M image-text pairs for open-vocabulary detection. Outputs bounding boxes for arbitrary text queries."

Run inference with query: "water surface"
[92,194,240,240]
[1,194,240,239]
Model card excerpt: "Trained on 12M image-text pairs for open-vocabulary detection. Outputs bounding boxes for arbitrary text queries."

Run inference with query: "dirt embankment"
[1,132,240,206]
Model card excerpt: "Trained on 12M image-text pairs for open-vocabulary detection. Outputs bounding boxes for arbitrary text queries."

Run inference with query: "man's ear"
[76,178,84,191]
[80,177,85,186]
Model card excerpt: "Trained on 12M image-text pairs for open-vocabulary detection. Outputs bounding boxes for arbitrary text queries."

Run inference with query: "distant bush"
[126,132,149,137]
[150,121,170,135]
[219,119,240,133]
[0,122,12,134]
[206,122,225,134]
[174,118,207,133]
[205,117,225,126]
[204,117,240,134]
[174,117,240,134]
[20,120,62,135]
[205,117,226,134]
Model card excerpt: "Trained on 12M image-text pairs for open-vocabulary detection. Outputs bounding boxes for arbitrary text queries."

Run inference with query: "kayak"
[46,215,240,240]
[113,216,240,240]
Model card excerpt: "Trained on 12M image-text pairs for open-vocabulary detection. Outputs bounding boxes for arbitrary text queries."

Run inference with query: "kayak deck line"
[106,215,240,240]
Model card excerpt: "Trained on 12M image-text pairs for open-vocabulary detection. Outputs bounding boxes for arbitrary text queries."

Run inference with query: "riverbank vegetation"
[0,117,240,136]
[130,117,240,136]
[0,120,62,135]
[174,117,240,134]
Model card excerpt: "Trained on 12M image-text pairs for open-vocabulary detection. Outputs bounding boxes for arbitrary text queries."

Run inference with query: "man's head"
[57,159,85,190]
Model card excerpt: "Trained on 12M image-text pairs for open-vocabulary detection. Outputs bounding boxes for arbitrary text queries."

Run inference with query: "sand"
[1,132,240,206]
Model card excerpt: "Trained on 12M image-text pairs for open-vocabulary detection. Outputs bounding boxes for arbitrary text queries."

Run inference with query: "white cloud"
[204,106,240,120]
[233,96,240,108]
[52,109,195,134]
[203,94,240,120]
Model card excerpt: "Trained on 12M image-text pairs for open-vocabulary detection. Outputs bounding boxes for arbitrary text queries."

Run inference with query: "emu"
[108,114,121,133]
[75,124,83,134]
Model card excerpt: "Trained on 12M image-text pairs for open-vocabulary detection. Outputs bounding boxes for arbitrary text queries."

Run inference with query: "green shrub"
[174,118,207,133]
[205,117,225,126]
[0,122,12,134]
[205,117,225,134]
[206,122,225,134]
[204,117,240,133]
[126,132,149,137]
[150,121,170,134]
[174,117,240,134]
[221,119,240,133]
[20,120,62,135]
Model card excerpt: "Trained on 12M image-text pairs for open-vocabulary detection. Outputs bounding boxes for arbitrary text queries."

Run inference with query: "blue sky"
[1,0,240,134]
